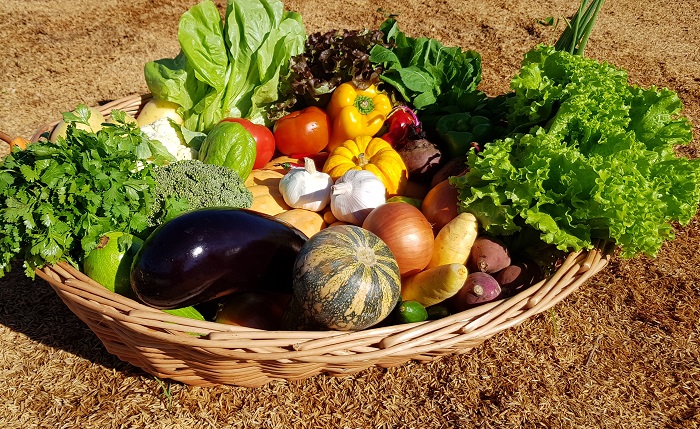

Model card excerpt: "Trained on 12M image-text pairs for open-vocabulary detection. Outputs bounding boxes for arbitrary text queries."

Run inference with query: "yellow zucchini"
[427,212,479,269]
[401,263,468,307]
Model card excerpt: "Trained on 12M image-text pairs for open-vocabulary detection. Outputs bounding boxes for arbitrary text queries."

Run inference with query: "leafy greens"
[451,46,700,258]
[0,107,173,277]
[270,28,390,120]
[369,19,483,111]
[144,0,306,132]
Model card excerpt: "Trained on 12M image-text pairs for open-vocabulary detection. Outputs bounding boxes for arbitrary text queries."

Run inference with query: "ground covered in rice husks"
[1,0,699,428]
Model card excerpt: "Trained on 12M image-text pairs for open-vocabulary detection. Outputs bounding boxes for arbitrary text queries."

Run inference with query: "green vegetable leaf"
[145,0,307,131]
[397,66,436,93]
[370,18,482,111]
[177,1,228,91]
[452,46,700,258]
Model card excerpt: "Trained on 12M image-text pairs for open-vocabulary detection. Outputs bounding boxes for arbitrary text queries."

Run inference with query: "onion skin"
[420,179,460,234]
[362,202,435,277]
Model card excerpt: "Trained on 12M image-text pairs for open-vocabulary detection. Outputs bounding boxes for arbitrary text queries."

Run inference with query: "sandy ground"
[0,0,699,428]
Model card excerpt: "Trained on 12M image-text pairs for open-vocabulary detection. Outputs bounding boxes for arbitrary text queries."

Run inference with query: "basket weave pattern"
[24,94,614,388]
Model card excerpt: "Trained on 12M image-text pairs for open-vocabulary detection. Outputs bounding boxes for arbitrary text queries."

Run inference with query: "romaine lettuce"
[144,0,306,132]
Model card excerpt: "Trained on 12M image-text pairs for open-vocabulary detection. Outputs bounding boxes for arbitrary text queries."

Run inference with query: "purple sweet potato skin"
[448,272,501,312]
[495,259,542,297]
[467,236,511,274]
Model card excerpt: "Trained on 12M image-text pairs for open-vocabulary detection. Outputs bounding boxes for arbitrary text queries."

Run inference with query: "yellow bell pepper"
[323,135,408,196]
[325,82,393,152]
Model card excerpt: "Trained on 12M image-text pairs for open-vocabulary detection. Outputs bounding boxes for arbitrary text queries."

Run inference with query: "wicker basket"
[8,94,614,388]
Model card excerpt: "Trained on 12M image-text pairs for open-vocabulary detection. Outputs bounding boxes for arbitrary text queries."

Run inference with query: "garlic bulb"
[330,170,387,225]
[279,157,333,212]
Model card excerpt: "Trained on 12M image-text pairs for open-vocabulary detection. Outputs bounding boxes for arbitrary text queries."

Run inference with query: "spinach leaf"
[369,19,482,111]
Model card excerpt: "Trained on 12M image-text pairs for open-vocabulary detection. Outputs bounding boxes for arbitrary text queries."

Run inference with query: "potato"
[50,105,105,142]
[467,235,511,274]
[135,98,183,127]
[448,272,501,312]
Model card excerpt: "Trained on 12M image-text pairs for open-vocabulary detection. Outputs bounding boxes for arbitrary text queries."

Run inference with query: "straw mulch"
[0,0,698,428]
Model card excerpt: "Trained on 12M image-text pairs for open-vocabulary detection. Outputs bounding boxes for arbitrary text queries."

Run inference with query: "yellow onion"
[362,202,434,277]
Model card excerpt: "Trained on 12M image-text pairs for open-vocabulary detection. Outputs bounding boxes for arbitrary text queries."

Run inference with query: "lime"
[83,231,143,298]
[394,300,429,324]
[426,304,451,320]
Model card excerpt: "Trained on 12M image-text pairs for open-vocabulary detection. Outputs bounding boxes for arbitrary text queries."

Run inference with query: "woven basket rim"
[26,93,616,387]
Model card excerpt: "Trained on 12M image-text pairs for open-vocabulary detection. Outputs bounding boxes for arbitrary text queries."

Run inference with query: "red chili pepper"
[380,105,421,147]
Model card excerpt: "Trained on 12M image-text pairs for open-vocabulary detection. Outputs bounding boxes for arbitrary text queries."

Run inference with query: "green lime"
[394,300,429,324]
[83,231,143,298]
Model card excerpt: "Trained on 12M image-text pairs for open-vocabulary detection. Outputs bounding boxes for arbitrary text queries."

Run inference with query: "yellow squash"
[322,135,408,196]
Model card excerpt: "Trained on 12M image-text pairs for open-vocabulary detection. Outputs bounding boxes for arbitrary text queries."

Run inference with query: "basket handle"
[0,130,12,145]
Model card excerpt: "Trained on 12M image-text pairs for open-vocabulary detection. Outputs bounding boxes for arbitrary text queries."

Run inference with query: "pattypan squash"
[322,135,408,196]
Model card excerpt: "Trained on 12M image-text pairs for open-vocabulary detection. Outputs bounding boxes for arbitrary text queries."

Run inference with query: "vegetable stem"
[554,0,606,56]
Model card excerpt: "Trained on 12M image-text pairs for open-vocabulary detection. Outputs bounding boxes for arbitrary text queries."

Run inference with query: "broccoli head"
[149,159,253,225]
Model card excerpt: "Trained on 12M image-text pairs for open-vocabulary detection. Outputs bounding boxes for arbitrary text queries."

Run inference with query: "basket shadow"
[0,261,142,375]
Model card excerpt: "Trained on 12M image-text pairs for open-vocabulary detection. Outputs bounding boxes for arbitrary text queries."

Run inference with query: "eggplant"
[130,208,308,309]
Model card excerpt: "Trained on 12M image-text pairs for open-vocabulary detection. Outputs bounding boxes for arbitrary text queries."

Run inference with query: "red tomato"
[220,117,275,169]
[273,106,331,155]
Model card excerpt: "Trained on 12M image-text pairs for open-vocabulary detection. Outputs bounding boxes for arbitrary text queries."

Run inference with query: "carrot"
[401,263,468,307]
[427,212,479,269]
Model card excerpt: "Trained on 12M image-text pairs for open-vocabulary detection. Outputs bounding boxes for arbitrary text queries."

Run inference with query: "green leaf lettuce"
[451,46,700,258]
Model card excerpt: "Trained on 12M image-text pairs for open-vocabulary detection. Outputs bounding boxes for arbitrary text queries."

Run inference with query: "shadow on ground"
[0,260,143,375]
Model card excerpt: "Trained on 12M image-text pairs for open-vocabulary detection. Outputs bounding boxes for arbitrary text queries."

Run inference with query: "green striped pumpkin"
[292,225,401,331]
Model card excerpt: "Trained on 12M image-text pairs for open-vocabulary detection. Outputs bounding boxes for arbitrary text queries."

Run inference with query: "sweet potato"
[248,186,290,216]
[427,212,479,269]
[448,272,501,312]
[495,259,542,297]
[467,235,511,274]
[275,209,326,238]
[401,263,469,307]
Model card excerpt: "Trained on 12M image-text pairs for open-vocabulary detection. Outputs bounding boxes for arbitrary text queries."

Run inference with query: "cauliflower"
[140,117,197,161]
